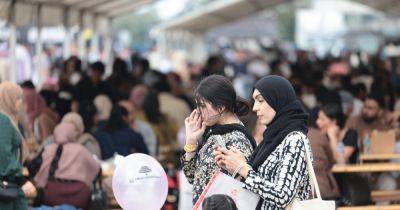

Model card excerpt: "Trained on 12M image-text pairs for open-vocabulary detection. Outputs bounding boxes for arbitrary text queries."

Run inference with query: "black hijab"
[249,75,308,171]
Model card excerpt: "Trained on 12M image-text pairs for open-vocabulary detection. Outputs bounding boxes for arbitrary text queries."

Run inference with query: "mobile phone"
[215,135,226,150]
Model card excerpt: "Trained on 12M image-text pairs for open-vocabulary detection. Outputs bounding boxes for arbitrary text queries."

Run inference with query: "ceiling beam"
[107,0,152,17]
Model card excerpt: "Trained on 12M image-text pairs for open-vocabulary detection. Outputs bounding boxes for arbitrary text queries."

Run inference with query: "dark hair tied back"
[233,97,250,116]
[196,75,250,117]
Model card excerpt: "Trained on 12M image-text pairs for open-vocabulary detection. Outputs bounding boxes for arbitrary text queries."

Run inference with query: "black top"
[75,75,115,103]
[94,125,149,160]
[343,128,359,164]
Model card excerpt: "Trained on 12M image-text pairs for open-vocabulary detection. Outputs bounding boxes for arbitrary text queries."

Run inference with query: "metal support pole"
[8,0,17,83]
[63,7,70,59]
[104,17,113,77]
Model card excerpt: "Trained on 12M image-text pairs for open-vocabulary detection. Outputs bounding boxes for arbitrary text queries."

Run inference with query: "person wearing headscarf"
[34,122,100,209]
[22,86,45,129]
[62,113,101,158]
[40,112,101,159]
[22,85,59,142]
[215,75,311,210]
[0,82,29,210]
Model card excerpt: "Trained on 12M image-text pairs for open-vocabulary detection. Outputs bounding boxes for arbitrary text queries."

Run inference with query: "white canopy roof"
[0,0,152,32]
[353,0,400,16]
[156,0,286,33]
[156,0,400,34]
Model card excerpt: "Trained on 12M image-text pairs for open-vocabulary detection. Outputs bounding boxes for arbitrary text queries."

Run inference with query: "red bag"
[42,145,92,209]
[43,180,91,210]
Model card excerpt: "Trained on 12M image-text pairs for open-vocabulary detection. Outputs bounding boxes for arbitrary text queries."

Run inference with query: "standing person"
[106,58,136,101]
[182,75,256,204]
[74,61,115,105]
[0,82,31,210]
[215,75,311,210]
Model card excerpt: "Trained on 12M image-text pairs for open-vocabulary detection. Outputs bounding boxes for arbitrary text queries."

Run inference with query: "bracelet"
[184,144,197,153]
[231,163,247,178]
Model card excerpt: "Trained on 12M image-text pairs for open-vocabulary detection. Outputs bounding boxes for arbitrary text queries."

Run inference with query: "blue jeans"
[31,204,81,210]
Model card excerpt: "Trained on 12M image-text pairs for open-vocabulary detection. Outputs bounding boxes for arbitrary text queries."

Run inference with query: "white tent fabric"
[0,0,153,83]
[353,0,400,16]
[152,0,286,64]
[156,0,286,33]
[0,0,152,30]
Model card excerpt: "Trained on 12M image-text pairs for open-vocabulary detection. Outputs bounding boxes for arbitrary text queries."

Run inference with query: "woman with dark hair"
[107,58,137,101]
[317,105,370,206]
[308,107,341,200]
[202,194,238,210]
[316,103,358,164]
[78,100,97,133]
[201,54,226,78]
[215,75,311,209]
[142,90,179,165]
[182,75,256,204]
[94,105,148,160]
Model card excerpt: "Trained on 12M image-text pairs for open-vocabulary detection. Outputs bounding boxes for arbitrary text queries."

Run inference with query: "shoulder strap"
[48,145,63,180]
[303,138,322,199]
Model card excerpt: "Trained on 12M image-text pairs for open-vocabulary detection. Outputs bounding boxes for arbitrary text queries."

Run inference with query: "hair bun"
[234,97,250,116]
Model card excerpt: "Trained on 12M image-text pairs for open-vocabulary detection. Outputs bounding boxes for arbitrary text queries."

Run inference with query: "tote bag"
[193,170,259,210]
[286,138,335,210]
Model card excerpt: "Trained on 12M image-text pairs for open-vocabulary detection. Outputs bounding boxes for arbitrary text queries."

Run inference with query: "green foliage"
[112,7,160,49]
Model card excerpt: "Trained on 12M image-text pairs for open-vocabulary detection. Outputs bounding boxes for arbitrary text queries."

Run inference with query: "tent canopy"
[156,0,286,33]
[353,0,400,16]
[0,0,152,31]
[156,0,400,34]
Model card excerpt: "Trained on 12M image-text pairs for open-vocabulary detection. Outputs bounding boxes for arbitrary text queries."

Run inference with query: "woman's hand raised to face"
[214,147,247,174]
[185,109,207,145]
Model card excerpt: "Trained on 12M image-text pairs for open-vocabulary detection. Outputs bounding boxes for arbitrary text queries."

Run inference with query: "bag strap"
[48,145,63,181]
[303,138,322,199]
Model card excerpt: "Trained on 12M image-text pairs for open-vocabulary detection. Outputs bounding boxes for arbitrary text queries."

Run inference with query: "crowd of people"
[0,46,399,210]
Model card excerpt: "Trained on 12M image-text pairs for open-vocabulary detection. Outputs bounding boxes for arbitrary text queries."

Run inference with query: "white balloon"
[112,153,168,210]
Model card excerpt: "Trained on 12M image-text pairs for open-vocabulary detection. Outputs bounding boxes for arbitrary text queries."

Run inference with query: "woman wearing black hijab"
[215,75,312,210]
